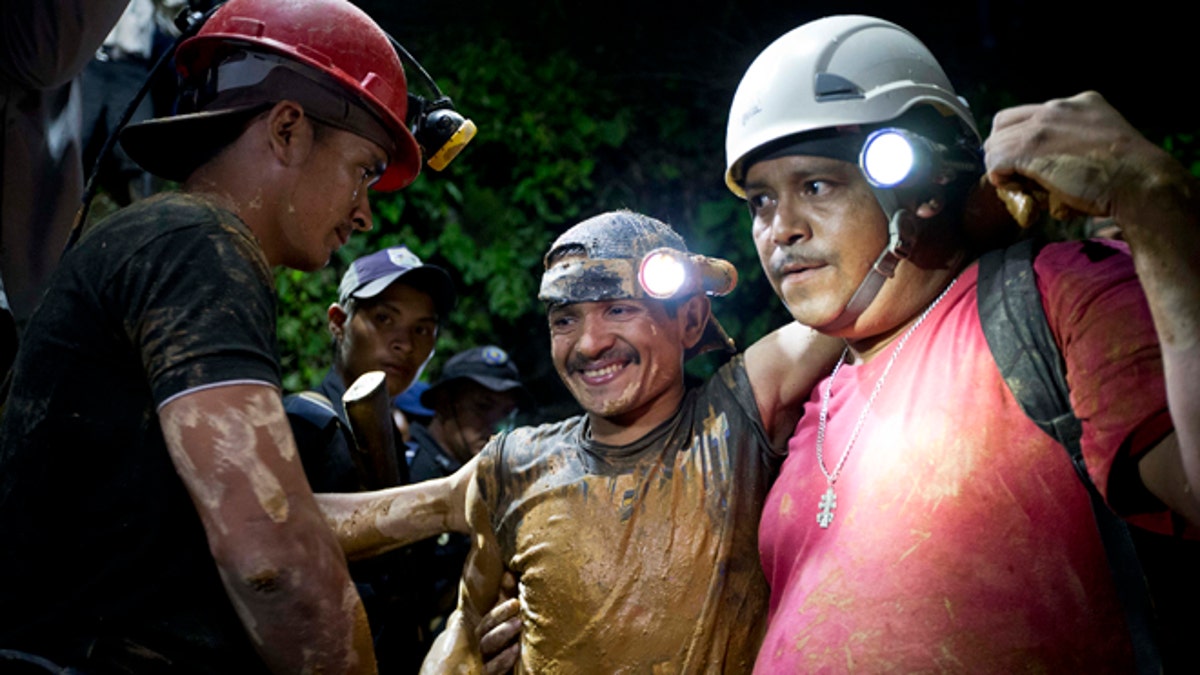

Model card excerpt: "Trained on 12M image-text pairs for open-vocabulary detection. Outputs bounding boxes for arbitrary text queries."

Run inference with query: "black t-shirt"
[0,192,279,671]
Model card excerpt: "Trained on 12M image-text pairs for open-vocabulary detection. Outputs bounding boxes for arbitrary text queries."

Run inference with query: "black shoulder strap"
[977,239,1161,675]
[283,391,343,430]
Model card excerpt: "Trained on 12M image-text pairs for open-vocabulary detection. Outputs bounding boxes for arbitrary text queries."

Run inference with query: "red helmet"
[176,0,421,191]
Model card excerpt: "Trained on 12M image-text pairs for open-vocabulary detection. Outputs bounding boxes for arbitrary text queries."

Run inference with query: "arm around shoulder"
[159,383,376,673]
[744,321,844,448]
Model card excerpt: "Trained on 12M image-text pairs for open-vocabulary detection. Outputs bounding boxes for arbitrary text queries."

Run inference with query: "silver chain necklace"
[815,276,959,529]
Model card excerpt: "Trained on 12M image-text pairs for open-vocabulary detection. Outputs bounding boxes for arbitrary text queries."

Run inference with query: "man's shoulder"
[688,354,754,416]
[490,416,584,453]
[1022,238,1133,292]
[82,192,257,256]
[478,416,585,474]
[283,390,341,429]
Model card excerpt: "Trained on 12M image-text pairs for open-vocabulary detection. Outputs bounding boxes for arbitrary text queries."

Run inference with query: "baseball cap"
[338,246,456,317]
[421,346,533,411]
[394,381,435,418]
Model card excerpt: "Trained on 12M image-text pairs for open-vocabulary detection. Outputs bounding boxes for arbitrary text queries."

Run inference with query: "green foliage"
[274,36,654,399]
[1159,132,1200,178]
[274,15,1200,408]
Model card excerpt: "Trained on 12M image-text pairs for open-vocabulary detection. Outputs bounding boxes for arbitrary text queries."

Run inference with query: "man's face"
[438,382,519,462]
[282,125,389,271]
[743,154,889,331]
[548,298,687,424]
[334,282,438,397]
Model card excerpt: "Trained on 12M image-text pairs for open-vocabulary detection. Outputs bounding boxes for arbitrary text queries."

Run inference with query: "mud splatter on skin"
[161,388,293,532]
[217,567,262,645]
[247,569,282,593]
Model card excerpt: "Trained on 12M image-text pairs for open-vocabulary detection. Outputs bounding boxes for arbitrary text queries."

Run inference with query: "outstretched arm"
[744,322,845,448]
[984,91,1200,525]
[318,454,477,561]
[420,459,507,674]
[159,383,376,673]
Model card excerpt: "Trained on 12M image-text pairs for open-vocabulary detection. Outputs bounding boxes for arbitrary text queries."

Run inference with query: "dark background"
[276,1,1193,420]
[364,0,1188,136]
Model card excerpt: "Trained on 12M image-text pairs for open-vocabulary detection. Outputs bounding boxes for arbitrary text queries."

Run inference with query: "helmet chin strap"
[821,187,916,333]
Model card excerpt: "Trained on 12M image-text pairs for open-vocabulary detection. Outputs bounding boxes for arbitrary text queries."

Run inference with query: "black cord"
[64,3,223,254]
[387,36,445,100]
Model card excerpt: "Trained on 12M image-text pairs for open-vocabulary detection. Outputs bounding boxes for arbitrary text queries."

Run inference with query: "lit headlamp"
[539,247,736,306]
[638,248,736,300]
[639,249,689,299]
[859,128,978,189]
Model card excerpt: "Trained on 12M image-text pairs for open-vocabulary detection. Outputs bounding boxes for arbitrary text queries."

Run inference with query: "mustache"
[770,248,830,276]
[567,344,640,373]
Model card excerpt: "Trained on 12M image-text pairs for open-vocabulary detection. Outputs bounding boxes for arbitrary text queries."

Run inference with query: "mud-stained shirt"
[0,192,278,670]
[475,355,778,673]
[756,240,1173,673]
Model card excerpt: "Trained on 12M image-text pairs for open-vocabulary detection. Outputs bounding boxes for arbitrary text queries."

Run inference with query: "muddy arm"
[984,91,1200,524]
[318,454,477,561]
[159,383,376,673]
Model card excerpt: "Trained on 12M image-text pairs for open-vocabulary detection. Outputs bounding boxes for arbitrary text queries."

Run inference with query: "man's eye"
[804,180,831,196]
[608,304,638,318]
[747,193,774,215]
[360,165,382,187]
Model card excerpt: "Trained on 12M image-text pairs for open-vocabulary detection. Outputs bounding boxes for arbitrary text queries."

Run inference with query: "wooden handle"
[342,370,402,490]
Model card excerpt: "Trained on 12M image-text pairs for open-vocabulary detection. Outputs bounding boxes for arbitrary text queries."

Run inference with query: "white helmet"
[724,15,979,197]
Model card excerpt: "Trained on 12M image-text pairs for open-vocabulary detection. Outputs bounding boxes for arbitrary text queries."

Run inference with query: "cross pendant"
[816,486,837,528]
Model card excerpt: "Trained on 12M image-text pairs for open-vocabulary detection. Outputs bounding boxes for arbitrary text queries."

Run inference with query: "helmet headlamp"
[860,129,917,188]
[859,127,979,190]
[638,249,690,299]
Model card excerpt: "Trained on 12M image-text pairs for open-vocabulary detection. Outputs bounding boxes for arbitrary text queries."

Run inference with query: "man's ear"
[678,294,710,350]
[328,302,348,339]
[265,100,315,167]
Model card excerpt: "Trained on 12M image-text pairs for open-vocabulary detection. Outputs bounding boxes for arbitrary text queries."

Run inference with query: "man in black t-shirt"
[0,0,471,670]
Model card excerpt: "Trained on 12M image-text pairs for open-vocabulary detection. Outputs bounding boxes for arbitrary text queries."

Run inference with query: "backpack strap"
[976,238,1161,675]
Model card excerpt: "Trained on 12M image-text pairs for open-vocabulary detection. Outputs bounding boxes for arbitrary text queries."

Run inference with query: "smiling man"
[423,210,841,672]
[0,0,449,670]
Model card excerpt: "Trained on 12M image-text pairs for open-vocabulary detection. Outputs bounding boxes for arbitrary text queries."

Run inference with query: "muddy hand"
[983,91,1172,224]
[478,571,521,674]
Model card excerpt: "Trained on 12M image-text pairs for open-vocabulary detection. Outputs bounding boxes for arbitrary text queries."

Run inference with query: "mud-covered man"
[0,0,461,670]
[422,210,841,672]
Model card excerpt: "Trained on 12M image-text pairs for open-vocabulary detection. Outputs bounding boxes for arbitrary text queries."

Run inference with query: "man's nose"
[576,312,616,358]
[350,187,374,233]
[770,195,811,247]
[388,328,414,353]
